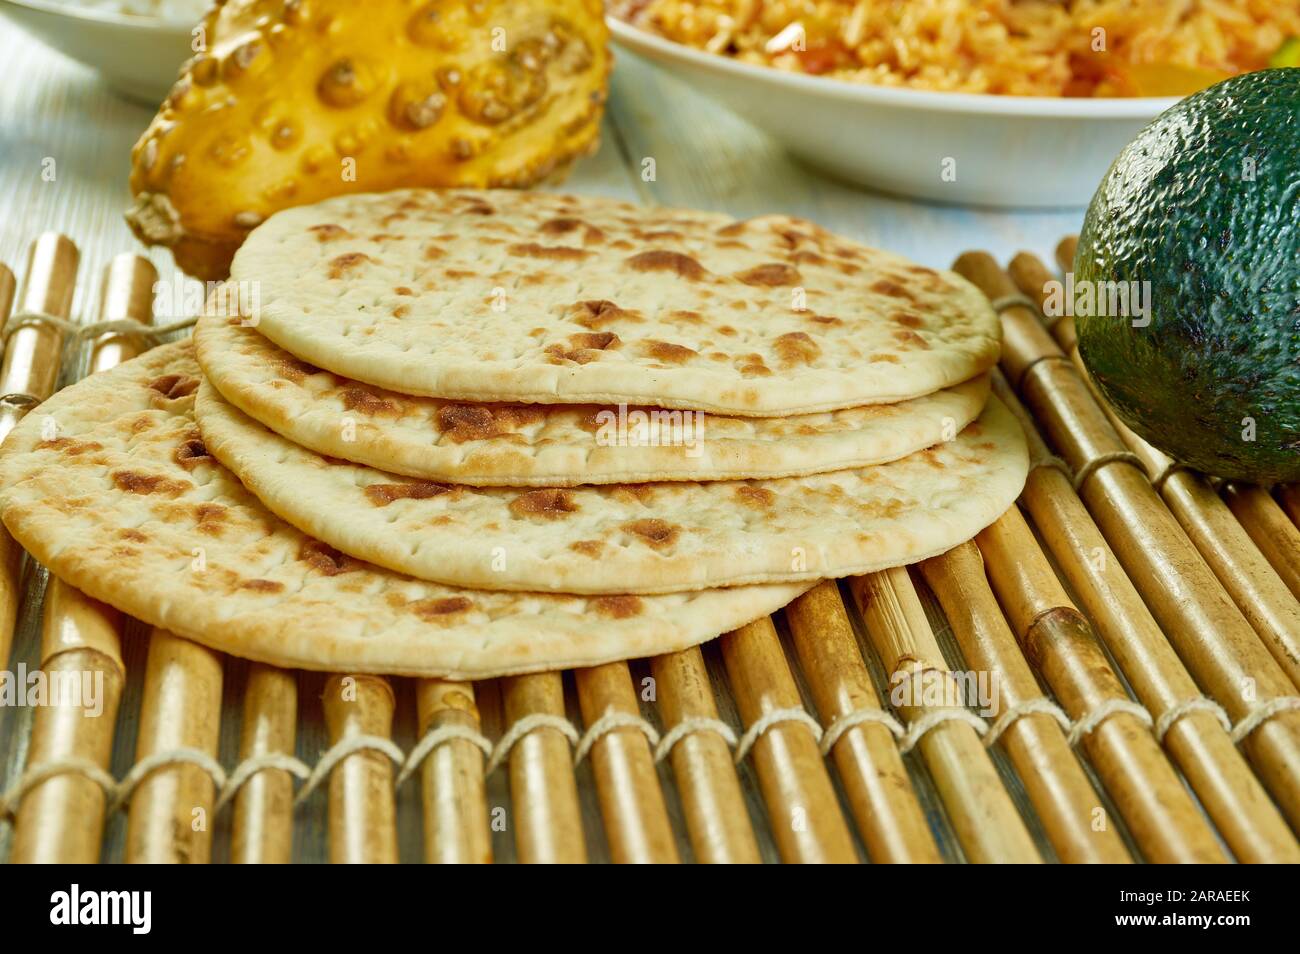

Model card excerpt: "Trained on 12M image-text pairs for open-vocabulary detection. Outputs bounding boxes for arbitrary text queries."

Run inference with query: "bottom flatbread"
[0,342,812,678]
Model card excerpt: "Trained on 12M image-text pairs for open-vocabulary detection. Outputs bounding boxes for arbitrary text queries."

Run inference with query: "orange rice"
[613,0,1300,96]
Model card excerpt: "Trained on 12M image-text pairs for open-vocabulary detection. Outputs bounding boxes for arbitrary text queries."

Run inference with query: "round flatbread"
[195,311,991,486]
[231,188,1001,415]
[0,342,811,678]
[197,374,1028,594]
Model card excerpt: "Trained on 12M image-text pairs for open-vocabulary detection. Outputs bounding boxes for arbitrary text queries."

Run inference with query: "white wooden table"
[0,20,1087,863]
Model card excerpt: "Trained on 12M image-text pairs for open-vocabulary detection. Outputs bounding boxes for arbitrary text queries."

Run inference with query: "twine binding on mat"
[573,709,660,766]
[1154,697,1231,743]
[990,288,1070,330]
[818,708,905,755]
[1230,697,1300,743]
[897,709,988,753]
[294,735,405,807]
[110,748,228,815]
[0,757,115,820]
[0,393,41,412]
[484,714,580,775]
[1066,699,1152,747]
[1,310,198,348]
[216,753,310,814]
[1016,353,1073,389]
[11,694,1291,822]
[396,724,493,788]
[1071,451,1146,492]
[988,293,1038,315]
[886,666,989,753]
[1149,460,1190,494]
[654,717,738,763]
[982,698,1071,748]
[734,708,823,763]
[1028,448,1075,483]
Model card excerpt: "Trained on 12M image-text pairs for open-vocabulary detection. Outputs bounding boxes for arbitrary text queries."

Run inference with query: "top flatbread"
[195,311,990,485]
[232,189,1001,414]
[0,342,811,678]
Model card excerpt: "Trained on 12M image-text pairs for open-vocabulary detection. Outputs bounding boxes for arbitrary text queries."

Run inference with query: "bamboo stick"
[992,371,1300,862]
[1279,485,1300,530]
[720,616,858,863]
[1055,236,1077,273]
[0,514,18,673]
[86,254,156,372]
[415,679,491,863]
[321,674,398,863]
[9,583,125,863]
[1010,250,1056,308]
[0,236,79,670]
[0,263,14,326]
[957,250,1300,831]
[0,262,12,426]
[1223,483,1300,603]
[85,260,231,866]
[918,548,1132,863]
[847,569,1040,863]
[1111,424,1300,691]
[125,629,224,863]
[1008,250,1078,351]
[783,582,941,863]
[230,665,297,864]
[973,521,1227,862]
[0,234,78,440]
[0,261,13,460]
[500,672,586,863]
[1010,255,1300,695]
[10,255,154,863]
[574,663,679,863]
[650,647,761,863]
[1006,252,1300,854]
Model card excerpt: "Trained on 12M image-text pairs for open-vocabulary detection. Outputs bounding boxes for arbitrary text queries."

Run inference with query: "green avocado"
[1075,69,1300,483]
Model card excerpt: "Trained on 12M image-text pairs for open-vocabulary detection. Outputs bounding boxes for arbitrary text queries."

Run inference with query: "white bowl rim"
[0,0,195,32]
[609,16,1180,119]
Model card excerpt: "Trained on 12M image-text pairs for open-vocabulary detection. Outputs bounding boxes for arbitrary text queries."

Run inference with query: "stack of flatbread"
[0,190,1026,678]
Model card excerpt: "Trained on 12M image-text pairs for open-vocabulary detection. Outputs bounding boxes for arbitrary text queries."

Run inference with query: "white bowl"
[0,0,193,105]
[609,17,1178,208]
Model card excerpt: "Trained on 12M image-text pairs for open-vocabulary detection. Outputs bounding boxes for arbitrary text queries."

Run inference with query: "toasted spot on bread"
[509,488,579,519]
[625,250,707,280]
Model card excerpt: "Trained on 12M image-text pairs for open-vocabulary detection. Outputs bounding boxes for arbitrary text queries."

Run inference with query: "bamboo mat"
[1,234,1298,864]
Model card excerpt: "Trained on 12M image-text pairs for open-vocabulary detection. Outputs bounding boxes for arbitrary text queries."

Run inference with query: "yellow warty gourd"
[126,0,610,279]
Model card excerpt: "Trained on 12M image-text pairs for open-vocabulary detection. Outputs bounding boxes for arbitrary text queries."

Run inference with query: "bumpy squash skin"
[126,0,610,280]
[1076,69,1300,483]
